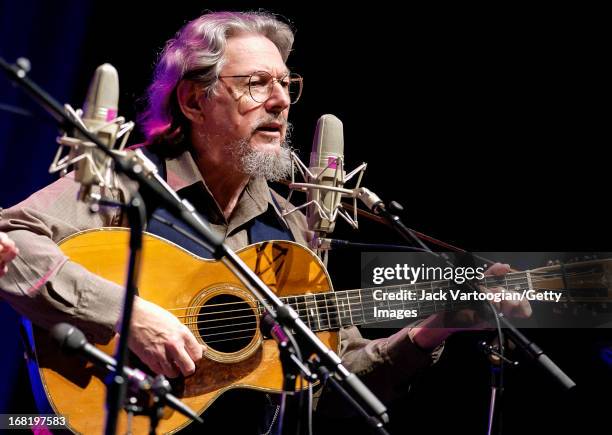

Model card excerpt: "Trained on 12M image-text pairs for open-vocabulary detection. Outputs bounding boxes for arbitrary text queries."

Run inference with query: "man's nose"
[265,81,291,113]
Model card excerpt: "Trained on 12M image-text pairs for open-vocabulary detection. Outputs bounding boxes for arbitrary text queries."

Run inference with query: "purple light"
[600,346,612,367]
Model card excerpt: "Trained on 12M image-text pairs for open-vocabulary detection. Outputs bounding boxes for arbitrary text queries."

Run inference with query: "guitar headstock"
[529,257,612,314]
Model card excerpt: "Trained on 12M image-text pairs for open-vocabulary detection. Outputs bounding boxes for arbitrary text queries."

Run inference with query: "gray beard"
[229,123,293,181]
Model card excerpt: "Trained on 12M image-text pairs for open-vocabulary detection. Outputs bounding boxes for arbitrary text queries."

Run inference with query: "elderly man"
[0,11,529,434]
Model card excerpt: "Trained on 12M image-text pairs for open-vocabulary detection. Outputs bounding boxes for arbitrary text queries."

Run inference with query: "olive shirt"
[0,149,442,406]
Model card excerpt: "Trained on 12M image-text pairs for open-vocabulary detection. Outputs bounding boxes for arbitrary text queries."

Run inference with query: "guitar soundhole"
[197,294,257,353]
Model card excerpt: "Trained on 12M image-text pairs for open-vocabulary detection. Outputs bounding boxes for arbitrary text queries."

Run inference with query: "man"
[0,11,529,433]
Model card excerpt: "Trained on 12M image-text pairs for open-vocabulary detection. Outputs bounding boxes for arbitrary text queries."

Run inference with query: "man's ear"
[176,80,205,124]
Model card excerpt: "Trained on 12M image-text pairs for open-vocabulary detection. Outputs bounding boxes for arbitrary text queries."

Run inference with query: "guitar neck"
[268,271,532,332]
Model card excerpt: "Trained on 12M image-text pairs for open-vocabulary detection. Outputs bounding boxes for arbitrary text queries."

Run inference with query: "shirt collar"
[165,150,275,230]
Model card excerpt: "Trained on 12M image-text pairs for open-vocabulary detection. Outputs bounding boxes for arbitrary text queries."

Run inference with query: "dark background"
[0,1,609,434]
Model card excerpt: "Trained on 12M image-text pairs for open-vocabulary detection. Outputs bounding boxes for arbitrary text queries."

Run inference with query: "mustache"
[252,116,288,131]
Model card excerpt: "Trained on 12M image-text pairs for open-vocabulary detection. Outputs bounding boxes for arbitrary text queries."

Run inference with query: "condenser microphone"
[282,114,368,258]
[306,114,345,236]
[72,63,121,200]
[50,63,134,197]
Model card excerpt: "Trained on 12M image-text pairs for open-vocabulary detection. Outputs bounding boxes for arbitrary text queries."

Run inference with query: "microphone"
[50,323,203,424]
[281,114,368,259]
[49,63,134,202]
[51,322,117,369]
[260,311,289,346]
[259,311,317,383]
[73,63,120,200]
[306,114,345,236]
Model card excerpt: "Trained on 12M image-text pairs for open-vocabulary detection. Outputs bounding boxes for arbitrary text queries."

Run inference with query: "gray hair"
[139,11,294,152]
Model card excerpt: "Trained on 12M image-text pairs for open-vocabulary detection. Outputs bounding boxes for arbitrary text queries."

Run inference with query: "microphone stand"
[260,309,317,434]
[366,194,575,386]
[479,337,522,435]
[94,194,147,435]
[356,190,576,434]
[340,200,502,267]
[0,56,206,434]
[50,323,204,432]
[1,56,391,434]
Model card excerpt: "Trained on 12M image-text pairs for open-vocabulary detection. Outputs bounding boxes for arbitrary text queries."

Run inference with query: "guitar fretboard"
[257,272,532,332]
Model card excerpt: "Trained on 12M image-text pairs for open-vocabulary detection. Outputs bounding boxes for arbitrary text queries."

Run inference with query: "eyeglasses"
[218,71,303,104]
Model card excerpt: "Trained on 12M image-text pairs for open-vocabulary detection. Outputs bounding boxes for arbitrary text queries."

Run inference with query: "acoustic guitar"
[24,228,612,434]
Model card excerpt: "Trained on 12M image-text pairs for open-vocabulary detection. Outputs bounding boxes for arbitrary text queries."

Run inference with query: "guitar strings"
[191,283,608,345]
[188,278,598,343]
[195,302,449,340]
[170,271,593,318]
[196,303,452,341]
[115,270,599,345]
[183,295,475,327]
[164,271,540,312]
[195,300,487,345]
[197,286,604,346]
[192,297,481,332]
[177,283,593,331]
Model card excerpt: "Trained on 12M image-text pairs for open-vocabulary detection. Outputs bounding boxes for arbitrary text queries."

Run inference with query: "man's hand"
[0,232,18,277]
[479,262,532,319]
[409,262,532,350]
[126,297,206,378]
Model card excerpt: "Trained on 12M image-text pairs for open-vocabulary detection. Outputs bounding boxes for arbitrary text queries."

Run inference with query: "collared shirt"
[161,149,311,251]
[0,149,441,408]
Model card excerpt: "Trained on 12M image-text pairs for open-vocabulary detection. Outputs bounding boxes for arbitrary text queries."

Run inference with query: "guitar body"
[28,228,337,434]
